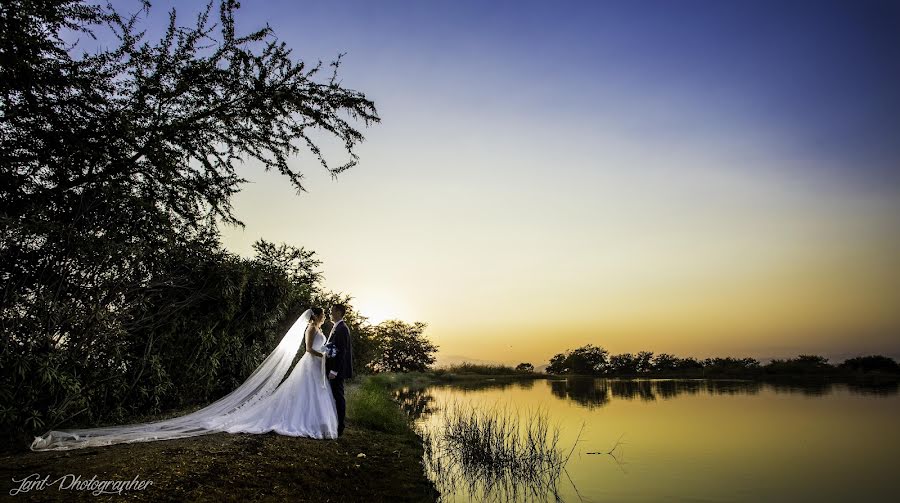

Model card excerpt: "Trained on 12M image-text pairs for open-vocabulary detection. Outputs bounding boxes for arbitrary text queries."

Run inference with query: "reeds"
[419,399,580,502]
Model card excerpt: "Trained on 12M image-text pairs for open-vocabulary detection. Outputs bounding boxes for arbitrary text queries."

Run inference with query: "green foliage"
[368,320,438,373]
[346,375,410,434]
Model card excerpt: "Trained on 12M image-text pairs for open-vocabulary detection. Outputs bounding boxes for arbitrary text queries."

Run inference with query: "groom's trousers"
[329,377,346,436]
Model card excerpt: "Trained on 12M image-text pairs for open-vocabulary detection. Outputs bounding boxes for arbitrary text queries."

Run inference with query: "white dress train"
[30,310,338,451]
[206,327,339,438]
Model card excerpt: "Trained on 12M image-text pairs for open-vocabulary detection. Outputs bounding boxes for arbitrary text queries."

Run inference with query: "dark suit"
[325,319,353,435]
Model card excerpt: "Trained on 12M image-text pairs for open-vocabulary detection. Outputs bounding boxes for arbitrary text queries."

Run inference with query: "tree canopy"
[368,320,438,373]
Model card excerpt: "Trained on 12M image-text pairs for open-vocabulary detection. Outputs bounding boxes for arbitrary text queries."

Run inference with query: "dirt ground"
[1,424,439,502]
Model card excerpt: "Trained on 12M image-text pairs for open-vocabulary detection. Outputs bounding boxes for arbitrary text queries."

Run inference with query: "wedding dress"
[207,326,339,438]
[30,309,337,451]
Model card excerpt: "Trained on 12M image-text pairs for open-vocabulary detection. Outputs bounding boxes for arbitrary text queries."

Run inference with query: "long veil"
[29,309,314,451]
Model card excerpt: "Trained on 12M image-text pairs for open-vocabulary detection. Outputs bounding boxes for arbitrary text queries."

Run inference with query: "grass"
[347,375,412,434]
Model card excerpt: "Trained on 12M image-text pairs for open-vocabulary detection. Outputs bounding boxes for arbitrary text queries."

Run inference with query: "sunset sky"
[141,0,900,365]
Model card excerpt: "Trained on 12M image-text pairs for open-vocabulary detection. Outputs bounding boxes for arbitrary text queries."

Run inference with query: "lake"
[398,377,899,502]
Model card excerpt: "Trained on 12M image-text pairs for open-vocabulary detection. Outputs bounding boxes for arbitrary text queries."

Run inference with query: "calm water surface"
[398,378,899,502]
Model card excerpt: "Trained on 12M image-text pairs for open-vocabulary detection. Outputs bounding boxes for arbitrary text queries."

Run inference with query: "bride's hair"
[310,307,325,323]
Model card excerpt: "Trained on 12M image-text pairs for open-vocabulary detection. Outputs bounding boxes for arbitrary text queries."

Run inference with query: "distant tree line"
[539,345,899,378]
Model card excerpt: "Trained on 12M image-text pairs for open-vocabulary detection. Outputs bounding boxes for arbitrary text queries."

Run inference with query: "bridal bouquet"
[324,340,338,358]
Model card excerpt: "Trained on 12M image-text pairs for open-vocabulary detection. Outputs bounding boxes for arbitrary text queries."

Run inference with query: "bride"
[31,307,338,451]
[210,307,339,438]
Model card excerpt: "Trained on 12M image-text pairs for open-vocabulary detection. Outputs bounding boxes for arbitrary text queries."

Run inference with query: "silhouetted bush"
[839,355,900,374]
[764,355,835,375]
[515,363,535,373]
[542,347,899,380]
[436,363,519,375]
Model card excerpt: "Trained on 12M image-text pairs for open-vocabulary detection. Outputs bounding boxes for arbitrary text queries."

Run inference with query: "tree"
[675,357,704,372]
[515,362,534,373]
[545,344,608,375]
[0,0,379,440]
[608,353,639,374]
[369,320,438,373]
[701,357,761,376]
[1,0,379,342]
[652,353,679,372]
[839,355,899,373]
[546,353,568,374]
[765,355,834,375]
[635,351,654,373]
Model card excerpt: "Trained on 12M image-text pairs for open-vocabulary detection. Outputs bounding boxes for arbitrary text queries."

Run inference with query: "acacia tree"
[0,0,379,438]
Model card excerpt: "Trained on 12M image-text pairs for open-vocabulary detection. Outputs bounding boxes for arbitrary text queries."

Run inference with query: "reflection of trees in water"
[411,375,898,500]
[430,378,532,394]
[541,377,896,409]
[656,379,699,399]
[548,378,610,409]
[610,380,656,401]
[393,387,436,420]
[845,381,899,396]
[392,380,541,421]
[767,381,832,396]
[702,380,763,395]
[767,380,899,396]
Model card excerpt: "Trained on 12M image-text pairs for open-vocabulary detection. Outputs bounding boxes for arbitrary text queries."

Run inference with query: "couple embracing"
[220,304,355,439]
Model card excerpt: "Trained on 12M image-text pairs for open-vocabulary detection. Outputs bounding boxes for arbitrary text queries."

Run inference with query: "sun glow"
[353,291,408,326]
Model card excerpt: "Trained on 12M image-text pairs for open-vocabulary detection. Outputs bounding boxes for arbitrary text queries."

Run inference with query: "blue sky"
[232,0,900,187]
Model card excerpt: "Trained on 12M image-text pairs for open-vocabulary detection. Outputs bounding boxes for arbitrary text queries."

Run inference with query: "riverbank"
[0,378,439,502]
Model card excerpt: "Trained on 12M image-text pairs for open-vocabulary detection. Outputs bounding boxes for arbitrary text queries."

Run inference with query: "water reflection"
[548,379,610,409]
[544,378,895,409]
[411,377,899,502]
[393,386,437,420]
[431,378,538,393]
[409,378,898,416]
[419,400,576,503]
[846,380,899,396]
[394,380,542,420]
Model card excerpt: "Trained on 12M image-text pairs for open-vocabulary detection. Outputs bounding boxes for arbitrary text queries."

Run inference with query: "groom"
[326,303,354,437]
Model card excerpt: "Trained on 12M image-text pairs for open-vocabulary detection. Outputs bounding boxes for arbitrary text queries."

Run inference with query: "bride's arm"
[305,325,325,358]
